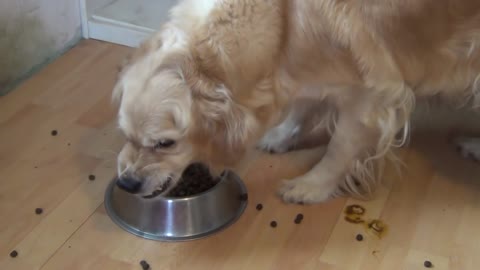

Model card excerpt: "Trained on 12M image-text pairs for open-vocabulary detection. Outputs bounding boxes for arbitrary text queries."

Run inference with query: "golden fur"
[113,0,480,203]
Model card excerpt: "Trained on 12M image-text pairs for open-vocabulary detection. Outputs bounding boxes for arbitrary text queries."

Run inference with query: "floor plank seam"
[38,203,103,270]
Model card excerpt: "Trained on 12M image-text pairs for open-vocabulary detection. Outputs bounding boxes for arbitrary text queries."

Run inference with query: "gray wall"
[0,0,82,95]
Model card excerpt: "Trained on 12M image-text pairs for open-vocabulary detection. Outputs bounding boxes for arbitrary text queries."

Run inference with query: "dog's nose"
[116,176,142,193]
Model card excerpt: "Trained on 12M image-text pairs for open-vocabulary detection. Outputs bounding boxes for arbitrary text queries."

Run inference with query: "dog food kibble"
[270,221,277,228]
[356,234,364,241]
[51,130,58,136]
[88,175,96,181]
[143,180,171,198]
[10,250,18,258]
[256,204,263,210]
[166,163,220,197]
[35,208,43,215]
[294,213,304,224]
[424,260,433,268]
[140,260,150,270]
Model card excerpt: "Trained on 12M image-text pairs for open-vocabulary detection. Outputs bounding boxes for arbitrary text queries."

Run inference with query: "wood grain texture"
[1,40,479,270]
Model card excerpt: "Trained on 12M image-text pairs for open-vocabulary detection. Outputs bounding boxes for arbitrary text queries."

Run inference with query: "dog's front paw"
[257,139,292,154]
[453,136,480,162]
[257,126,298,154]
[277,176,337,204]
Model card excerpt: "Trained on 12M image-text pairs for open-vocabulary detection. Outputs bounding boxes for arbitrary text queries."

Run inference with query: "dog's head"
[112,29,262,197]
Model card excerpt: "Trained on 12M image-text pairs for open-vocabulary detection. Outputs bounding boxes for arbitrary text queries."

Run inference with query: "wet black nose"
[116,176,142,193]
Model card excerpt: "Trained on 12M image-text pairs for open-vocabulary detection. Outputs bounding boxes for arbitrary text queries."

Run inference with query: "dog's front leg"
[453,136,480,161]
[258,98,334,153]
[278,100,382,204]
[257,102,304,154]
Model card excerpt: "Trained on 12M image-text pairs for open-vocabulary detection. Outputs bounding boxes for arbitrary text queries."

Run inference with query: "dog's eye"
[154,139,175,149]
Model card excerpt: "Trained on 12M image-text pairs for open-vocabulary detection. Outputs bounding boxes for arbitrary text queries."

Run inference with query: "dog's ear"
[112,34,164,106]
[112,55,130,106]
[187,72,258,151]
[111,81,125,106]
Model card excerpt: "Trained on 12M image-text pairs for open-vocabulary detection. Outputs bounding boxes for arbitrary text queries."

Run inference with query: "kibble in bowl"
[166,163,221,198]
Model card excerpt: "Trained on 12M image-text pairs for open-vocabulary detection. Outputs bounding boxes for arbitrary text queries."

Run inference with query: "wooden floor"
[1,40,480,270]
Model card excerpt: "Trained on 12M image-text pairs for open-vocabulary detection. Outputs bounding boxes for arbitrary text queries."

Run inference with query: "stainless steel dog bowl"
[104,170,248,241]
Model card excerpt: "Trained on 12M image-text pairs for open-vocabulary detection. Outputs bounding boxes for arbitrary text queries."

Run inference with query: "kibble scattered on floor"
[270,221,277,228]
[35,208,43,215]
[256,204,263,211]
[294,213,304,224]
[424,260,433,268]
[88,175,96,181]
[10,250,18,258]
[356,234,364,241]
[51,130,58,136]
[140,260,150,270]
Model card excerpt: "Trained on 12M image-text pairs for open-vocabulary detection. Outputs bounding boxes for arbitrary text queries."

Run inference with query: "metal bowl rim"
[104,171,248,242]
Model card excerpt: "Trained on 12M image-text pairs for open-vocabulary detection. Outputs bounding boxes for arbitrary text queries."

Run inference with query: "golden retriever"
[112,0,480,204]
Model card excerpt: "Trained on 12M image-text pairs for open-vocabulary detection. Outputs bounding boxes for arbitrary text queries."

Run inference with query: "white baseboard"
[79,0,173,48]
[88,18,153,47]
[79,0,89,38]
